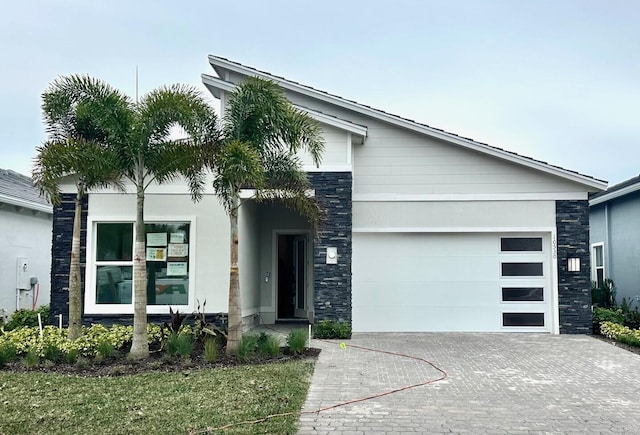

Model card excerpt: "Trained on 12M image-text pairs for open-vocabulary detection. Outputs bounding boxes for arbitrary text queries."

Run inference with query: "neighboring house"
[589,175,640,305]
[0,169,52,319]
[50,56,607,334]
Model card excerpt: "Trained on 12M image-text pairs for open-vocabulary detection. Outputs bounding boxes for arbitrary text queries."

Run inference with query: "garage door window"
[502,287,543,302]
[501,237,542,252]
[502,312,544,327]
[501,262,543,277]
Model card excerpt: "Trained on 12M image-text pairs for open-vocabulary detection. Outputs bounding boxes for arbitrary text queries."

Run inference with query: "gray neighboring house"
[0,169,52,319]
[590,175,640,304]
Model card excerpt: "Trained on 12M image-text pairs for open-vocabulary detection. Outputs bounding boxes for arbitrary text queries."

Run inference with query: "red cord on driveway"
[191,338,448,434]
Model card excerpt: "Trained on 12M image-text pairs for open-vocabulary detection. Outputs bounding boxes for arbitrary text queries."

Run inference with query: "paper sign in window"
[168,243,188,258]
[146,248,166,261]
[170,233,184,243]
[166,262,187,276]
[147,233,167,246]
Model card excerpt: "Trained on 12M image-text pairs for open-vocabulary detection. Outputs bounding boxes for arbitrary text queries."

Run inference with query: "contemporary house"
[0,169,52,319]
[590,175,640,304]
[50,56,607,334]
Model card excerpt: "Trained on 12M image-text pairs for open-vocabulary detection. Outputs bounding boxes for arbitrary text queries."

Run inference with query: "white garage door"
[352,233,552,332]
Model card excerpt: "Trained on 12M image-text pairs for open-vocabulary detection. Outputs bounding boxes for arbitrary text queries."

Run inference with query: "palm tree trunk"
[226,199,242,355]
[129,181,149,359]
[67,191,83,340]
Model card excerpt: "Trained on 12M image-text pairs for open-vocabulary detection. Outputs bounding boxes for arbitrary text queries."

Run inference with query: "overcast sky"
[1,0,638,185]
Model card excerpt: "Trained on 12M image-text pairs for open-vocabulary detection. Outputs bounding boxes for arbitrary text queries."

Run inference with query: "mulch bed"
[1,347,321,377]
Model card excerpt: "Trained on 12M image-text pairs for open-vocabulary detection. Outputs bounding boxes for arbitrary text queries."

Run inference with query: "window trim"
[85,215,197,315]
[591,242,605,287]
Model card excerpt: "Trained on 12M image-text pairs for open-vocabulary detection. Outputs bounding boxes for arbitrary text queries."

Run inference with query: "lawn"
[0,360,314,434]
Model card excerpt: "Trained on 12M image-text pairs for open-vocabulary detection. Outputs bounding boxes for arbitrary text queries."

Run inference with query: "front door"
[293,235,307,318]
[276,233,308,320]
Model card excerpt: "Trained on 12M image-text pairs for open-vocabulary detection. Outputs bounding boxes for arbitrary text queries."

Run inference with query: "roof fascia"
[201,74,368,138]
[207,56,607,191]
[589,182,640,206]
[0,193,52,214]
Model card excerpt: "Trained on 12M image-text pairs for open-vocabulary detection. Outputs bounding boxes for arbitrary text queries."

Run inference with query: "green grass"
[0,361,314,434]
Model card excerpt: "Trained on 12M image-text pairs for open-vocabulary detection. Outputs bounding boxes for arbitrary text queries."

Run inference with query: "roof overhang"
[0,193,52,214]
[589,181,640,206]
[207,55,607,191]
[202,74,368,142]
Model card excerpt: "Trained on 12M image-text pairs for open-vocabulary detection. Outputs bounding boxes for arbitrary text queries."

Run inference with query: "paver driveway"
[298,333,640,434]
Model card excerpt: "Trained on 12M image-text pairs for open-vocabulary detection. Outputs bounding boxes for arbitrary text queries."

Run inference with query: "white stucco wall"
[0,206,52,317]
[85,192,230,314]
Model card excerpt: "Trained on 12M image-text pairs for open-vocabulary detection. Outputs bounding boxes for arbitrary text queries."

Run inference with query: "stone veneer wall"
[556,200,592,334]
[308,172,352,325]
[50,193,88,325]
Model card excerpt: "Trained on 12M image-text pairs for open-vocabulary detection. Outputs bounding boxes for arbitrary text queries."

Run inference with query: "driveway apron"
[298,333,640,434]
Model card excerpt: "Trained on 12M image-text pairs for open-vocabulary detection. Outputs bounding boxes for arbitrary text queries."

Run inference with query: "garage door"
[352,233,552,332]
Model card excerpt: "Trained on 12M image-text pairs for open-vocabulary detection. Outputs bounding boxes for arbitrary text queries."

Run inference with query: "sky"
[1,0,638,186]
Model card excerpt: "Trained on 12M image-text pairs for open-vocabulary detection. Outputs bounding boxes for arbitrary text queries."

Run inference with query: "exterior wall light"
[568,258,580,272]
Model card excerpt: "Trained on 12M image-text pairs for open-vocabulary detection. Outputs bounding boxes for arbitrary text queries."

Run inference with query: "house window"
[94,222,190,306]
[592,244,605,287]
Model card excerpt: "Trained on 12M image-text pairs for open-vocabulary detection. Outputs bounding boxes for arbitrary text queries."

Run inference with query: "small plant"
[0,343,18,367]
[592,279,616,308]
[43,343,64,363]
[4,305,50,331]
[96,340,118,359]
[313,320,352,339]
[204,338,219,363]
[65,348,80,364]
[163,307,185,336]
[24,347,40,369]
[257,334,281,357]
[286,329,308,355]
[192,300,228,345]
[237,334,258,362]
[165,333,193,358]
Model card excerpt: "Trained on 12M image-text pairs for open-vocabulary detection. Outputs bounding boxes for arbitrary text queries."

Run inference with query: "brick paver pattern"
[298,333,640,434]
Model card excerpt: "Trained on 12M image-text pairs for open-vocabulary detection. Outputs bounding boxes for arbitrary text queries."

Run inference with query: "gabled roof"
[205,55,607,191]
[589,174,640,206]
[0,169,52,214]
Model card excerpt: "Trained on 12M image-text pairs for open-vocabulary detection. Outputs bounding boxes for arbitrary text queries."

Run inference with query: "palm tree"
[110,84,218,359]
[34,75,128,340]
[209,77,324,354]
[35,75,218,358]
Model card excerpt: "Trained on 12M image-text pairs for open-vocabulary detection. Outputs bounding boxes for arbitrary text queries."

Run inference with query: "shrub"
[600,321,640,349]
[24,347,40,368]
[4,305,50,331]
[313,320,352,339]
[165,333,193,358]
[96,340,118,359]
[286,329,307,355]
[593,307,624,334]
[0,343,17,366]
[65,348,79,364]
[43,342,64,363]
[203,338,218,363]
[619,298,640,330]
[237,334,258,362]
[257,334,281,357]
